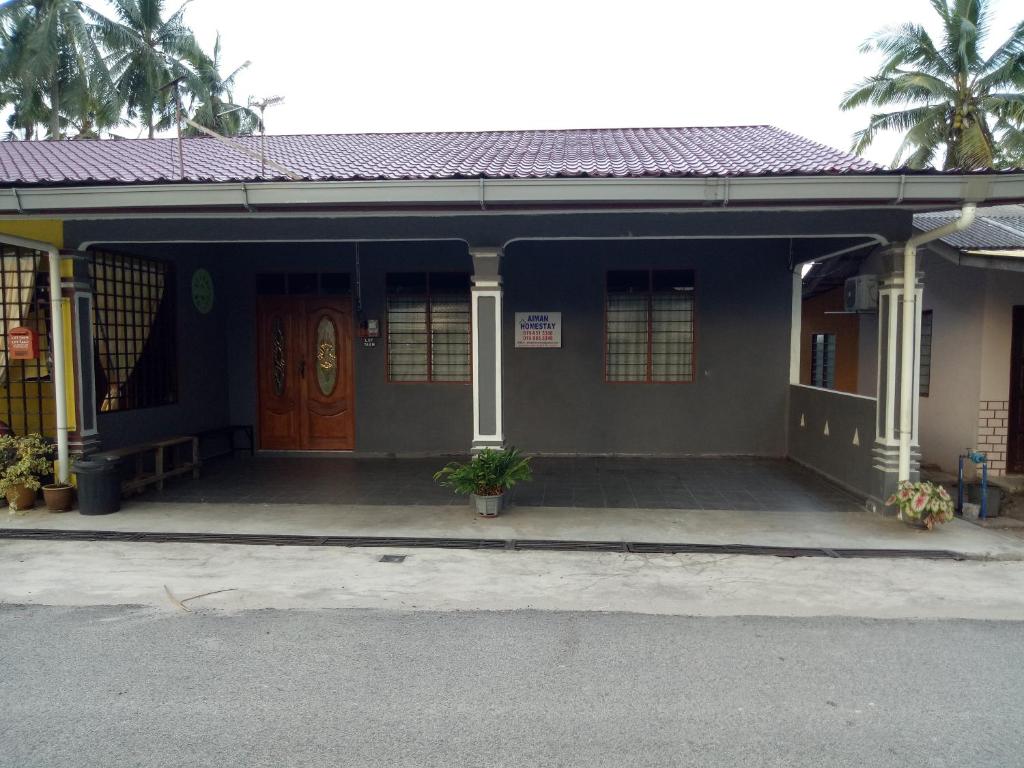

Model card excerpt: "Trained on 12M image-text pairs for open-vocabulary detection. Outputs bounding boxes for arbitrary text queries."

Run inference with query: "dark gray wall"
[219,241,472,455]
[95,246,230,449]
[503,240,793,455]
[91,238,802,456]
[787,384,877,499]
[68,207,916,457]
[95,241,474,454]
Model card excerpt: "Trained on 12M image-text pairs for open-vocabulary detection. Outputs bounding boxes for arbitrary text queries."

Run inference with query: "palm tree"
[62,73,130,138]
[841,0,1024,169]
[0,0,112,139]
[90,0,204,138]
[0,80,48,139]
[185,33,259,137]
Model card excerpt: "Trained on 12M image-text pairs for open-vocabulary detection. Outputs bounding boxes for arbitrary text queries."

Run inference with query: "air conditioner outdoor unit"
[844,275,878,312]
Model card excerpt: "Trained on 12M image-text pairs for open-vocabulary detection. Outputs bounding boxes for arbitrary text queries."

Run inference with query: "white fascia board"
[0,182,247,212]
[0,173,1020,214]
[244,179,481,207]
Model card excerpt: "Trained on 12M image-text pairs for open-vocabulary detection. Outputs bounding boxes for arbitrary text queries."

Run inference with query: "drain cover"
[379,554,407,563]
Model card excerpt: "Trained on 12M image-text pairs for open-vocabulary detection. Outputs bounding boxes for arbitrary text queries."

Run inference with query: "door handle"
[299,359,306,378]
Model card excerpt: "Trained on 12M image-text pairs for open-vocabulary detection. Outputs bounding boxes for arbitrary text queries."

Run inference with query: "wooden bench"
[96,435,199,496]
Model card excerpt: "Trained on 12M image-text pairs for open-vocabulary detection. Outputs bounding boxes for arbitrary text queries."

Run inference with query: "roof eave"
[0,173,1021,216]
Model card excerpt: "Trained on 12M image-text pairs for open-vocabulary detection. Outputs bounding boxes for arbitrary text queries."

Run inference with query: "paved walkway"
[6,498,1024,559]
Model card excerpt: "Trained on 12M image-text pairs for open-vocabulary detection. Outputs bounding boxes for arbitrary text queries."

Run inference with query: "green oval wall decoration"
[191,268,214,314]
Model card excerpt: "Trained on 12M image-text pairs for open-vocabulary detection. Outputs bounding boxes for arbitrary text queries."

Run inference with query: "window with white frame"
[605,270,695,383]
[809,332,836,389]
[386,273,471,382]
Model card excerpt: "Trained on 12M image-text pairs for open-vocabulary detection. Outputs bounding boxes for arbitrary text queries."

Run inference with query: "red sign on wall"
[8,327,38,360]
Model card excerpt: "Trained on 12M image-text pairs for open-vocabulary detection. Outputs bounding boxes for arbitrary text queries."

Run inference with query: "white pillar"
[789,270,802,385]
[872,245,922,503]
[470,248,503,451]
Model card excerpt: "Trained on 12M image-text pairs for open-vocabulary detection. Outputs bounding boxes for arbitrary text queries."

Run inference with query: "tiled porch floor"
[146,456,862,512]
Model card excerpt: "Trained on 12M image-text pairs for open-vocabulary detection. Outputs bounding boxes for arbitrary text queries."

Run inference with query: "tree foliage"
[184,33,259,137]
[0,0,258,140]
[842,0,1024,169]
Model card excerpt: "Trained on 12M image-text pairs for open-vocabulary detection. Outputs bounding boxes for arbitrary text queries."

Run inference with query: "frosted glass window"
[387,273,470,382]
[606,270,695,383]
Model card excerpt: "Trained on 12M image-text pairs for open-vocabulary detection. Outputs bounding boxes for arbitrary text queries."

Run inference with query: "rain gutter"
[0,173,1017,215]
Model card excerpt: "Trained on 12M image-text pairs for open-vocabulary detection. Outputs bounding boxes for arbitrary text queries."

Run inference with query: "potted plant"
[886,480,955,530]
[0,434,56,513]
[42,481,74,512]
[434,447,533,517]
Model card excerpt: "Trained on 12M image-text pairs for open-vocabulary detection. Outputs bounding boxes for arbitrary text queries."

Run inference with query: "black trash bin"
[73,456,122,515]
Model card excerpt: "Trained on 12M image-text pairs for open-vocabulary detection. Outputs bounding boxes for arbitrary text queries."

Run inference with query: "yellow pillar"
[0,220,76,452]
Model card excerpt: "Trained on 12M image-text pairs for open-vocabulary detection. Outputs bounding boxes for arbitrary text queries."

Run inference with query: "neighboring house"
[801,206,1024,476]
[0,126,1020,508]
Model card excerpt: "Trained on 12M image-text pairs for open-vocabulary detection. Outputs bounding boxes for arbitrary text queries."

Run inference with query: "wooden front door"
[1008,306,1024,473]
[257,296,354,450]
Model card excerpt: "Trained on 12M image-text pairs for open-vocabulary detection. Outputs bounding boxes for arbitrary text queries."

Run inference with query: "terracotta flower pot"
[5,483,37,512]
[899,511,929,530]
[42,483,74,512]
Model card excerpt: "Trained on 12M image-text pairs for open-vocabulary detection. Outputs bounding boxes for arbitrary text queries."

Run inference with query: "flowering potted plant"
[434,447,533,517]
[0,433,56,513]
[886,480,955,530]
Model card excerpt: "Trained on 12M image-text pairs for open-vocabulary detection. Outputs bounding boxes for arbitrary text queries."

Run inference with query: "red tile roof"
[0,126,882,185]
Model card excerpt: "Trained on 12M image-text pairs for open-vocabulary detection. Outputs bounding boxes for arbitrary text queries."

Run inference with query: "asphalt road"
[1,606,1021,768]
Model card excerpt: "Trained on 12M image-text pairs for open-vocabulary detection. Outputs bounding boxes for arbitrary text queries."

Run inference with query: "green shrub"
[433,447,533,497]
[0,433,55,497]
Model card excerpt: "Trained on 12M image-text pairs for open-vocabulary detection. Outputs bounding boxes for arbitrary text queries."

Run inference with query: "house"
[801,205,1024,477]
[0,126,1020,511]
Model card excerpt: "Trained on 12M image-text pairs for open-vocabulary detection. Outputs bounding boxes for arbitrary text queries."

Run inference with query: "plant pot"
[898,511,929,530]
[472,493,504,518]
[5,483,37,512]
[42,483,74,513]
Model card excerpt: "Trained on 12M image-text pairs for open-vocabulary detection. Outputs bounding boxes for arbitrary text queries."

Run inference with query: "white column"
[789,270,802,385]
[470,248,503,451]
[872,245,923,503]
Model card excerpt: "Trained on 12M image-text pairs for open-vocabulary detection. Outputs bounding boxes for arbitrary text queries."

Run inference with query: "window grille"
[810,332,836,389]
[605,270,695,383]
[90,251,177,412]
[920,310,933,397]
[386,273,471,382]
[0,246,54,436]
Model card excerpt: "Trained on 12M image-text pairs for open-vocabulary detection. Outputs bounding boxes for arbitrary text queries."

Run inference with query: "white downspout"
[0,235,69,483]
[898,204,976,480]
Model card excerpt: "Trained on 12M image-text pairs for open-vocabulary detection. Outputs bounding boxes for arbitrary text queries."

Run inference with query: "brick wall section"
[976,400,1009,475]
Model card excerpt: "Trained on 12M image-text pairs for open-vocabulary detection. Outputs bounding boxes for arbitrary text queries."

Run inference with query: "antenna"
[158,75,187,179]
[248,96,285,177]
[155,83,301,181]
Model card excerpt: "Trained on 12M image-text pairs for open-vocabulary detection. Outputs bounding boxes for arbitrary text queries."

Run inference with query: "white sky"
[116,0,1019,167]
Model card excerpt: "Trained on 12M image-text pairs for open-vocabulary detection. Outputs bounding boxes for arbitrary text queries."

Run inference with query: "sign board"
[515,312,561,348]
[7,326,38,360]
